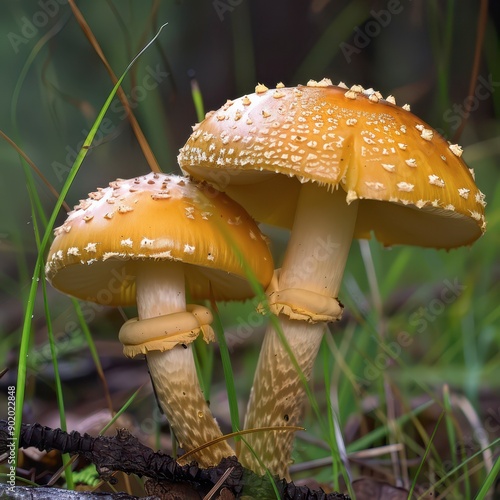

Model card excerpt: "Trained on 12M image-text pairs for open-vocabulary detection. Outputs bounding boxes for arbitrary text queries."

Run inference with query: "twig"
[0,421,350,500]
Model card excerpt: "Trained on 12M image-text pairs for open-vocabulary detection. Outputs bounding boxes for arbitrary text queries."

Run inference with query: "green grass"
[7,18,169,491]
[1,2,499,498]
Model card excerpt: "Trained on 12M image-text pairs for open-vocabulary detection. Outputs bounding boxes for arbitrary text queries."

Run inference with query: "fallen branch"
[0,483,154,499]
[0,421,350,500]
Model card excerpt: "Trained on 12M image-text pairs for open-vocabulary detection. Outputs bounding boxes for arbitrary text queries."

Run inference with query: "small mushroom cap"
[179,81,486,249]
[46,173,273,306]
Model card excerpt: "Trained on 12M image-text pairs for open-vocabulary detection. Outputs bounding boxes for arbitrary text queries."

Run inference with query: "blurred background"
[1,1,499,497]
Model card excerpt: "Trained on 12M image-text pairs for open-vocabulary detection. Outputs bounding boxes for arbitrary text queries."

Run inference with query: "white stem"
[136,260,186,318]
[279,183,356,296]
[136,261,233,466]
[241,183,358,477]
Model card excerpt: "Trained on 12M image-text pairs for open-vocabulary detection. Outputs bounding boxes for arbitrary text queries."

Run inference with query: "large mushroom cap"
[179,79,486,249]
[46,172,274,306]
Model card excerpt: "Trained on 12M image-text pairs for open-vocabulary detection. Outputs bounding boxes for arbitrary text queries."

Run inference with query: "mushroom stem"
[241,182,358,477]
[136,261,234,466]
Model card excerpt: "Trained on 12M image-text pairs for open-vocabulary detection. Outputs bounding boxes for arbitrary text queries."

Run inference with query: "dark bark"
[0,483,156,500]
[0,421,350,500]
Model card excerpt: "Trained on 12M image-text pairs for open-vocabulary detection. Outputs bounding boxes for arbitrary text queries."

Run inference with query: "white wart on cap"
[179,79,486,249]
[46,172,274,305]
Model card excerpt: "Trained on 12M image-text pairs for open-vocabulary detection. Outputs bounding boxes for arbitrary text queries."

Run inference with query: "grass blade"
[210,299,240,436]
[190,76,206,123]
[42,277,74,489]
[99,386,143,436]
[408,411,445,498]
[474,454,500,500]
[14,21,169,466]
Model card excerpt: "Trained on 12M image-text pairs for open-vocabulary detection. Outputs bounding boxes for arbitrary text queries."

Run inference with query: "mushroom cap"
[46,173,274,306]
[178,80,486,249]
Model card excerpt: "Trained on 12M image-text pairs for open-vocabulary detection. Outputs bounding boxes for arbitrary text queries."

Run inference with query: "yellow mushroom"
[46,172,274,467]
[178,80,486,476]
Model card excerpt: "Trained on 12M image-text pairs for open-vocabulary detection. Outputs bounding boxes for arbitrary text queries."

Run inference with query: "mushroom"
[45,172,274,467]
[178,79,487,476]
